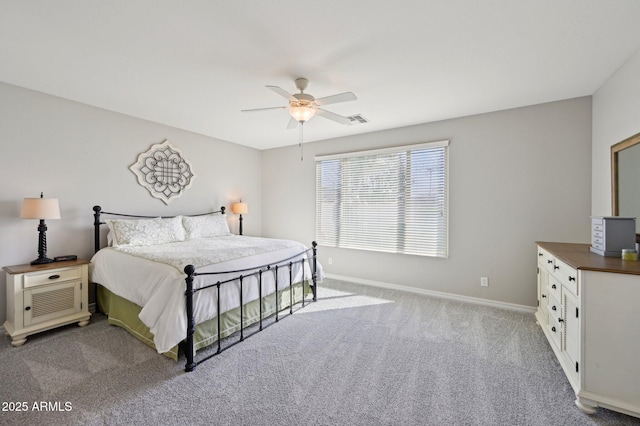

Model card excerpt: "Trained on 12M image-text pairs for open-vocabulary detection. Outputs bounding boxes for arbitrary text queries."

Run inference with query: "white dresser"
[536,242,640,418]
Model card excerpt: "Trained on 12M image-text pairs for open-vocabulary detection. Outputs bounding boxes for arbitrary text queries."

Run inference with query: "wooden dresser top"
[537,242,640,276]
[3,259,90,275]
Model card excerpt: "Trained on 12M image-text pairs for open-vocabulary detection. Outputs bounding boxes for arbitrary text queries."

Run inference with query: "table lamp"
[231,201,248,235]
[21,192,61,265]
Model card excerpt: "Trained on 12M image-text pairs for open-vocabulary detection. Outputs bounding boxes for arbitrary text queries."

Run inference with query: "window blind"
[315,140,448,258]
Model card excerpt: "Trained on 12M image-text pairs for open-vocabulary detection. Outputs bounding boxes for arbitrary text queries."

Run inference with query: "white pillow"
[106,216,186,247]
[182,214,231,239]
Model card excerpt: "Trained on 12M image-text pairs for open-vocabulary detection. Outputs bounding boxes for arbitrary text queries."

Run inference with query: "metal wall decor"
[130,140,196,204]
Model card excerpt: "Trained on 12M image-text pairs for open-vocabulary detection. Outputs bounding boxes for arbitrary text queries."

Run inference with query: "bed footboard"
[183,241,318,372]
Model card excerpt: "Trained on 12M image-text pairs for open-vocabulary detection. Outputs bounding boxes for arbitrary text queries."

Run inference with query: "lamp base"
[32,219,54,265]
[31,257,54,265]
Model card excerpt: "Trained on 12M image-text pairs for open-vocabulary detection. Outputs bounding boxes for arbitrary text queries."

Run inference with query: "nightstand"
[3,259,91,347]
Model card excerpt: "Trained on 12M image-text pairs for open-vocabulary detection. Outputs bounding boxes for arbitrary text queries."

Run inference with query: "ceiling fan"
[241,77,357,129]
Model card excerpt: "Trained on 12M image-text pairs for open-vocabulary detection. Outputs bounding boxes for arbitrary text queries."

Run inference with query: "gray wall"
[0,82,262,323]
[262,97,593,307]
[0,81,601,318]
[592,47,640,217]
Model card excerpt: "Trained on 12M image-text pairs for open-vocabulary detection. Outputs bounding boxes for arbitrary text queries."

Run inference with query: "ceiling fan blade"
[314,92,357,106]
[286,116,299,129]
[315,108,353,125]
[266,85,297,102]
[241,106,287,113]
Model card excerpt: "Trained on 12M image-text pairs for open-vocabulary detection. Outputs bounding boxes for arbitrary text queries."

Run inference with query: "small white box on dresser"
[589,216,636,256]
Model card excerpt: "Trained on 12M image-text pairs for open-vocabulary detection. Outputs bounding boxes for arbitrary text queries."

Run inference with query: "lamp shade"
[232,202,248,215]
[21,197,61,220]
[289,106,316,123]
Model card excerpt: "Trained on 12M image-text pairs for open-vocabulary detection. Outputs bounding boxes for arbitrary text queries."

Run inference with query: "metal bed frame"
[92,205,318,372]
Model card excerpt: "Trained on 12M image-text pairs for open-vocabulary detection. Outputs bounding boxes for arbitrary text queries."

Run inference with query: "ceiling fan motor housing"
[295,77,309,92]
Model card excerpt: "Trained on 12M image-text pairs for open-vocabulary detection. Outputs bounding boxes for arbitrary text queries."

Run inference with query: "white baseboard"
[324,273,537,314]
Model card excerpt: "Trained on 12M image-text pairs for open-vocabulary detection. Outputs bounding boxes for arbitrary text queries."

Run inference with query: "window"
[315,140,448,257]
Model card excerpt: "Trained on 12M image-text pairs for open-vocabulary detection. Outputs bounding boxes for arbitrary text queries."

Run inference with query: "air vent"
[347,114,369,124]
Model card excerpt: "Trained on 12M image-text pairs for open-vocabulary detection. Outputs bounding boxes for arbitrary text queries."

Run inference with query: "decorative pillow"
[182,214,231,239]
[106,216,186,247]
[159,216,187,242]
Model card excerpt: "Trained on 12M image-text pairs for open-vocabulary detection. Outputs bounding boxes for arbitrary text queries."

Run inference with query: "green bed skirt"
[97,281,312,361]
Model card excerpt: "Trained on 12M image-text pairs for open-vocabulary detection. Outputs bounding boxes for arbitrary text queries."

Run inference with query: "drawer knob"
[539,253,543,257]
[552,305,557,311]
[551,326,556,333]
[547,260,553,264]
[552,284,556,289]
[569,276,576,282]
[542,294,547,298]
[48,274,61,280]
[558,318,564,323]
[25,306,31,311]
[553,265,559,270]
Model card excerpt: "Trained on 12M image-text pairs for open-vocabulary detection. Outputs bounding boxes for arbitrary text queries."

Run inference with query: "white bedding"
[90,235,321,353]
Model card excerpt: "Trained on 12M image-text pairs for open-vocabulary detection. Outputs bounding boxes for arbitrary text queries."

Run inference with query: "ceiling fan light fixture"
[289,106,315,123]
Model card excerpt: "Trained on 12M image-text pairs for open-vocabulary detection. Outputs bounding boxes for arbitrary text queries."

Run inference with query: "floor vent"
[347,114,369,124]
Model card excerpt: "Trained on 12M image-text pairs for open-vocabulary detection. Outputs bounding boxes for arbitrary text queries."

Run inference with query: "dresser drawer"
[553,258,578,296]
[548,275,562,300]
[547,315,562,350]
[547,291,562,323]
[538,247,555,274]
[23,267,82,289]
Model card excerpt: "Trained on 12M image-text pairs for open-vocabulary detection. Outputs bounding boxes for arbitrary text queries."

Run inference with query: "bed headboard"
[92,205,226,253]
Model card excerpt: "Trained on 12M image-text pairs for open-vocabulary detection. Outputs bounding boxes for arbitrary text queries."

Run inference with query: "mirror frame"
[611,131,640,243]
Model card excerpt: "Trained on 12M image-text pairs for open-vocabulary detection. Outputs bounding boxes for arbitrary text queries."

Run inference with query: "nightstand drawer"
[23,267,81,288]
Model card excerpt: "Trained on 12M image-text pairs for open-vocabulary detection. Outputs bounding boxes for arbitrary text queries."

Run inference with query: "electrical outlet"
[328,258,333,265]
[480,277,489,287]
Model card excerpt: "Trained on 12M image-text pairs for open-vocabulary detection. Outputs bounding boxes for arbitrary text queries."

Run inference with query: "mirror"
[611,132,640,242]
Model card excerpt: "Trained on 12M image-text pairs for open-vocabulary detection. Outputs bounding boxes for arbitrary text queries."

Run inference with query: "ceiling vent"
[347,114,369,124]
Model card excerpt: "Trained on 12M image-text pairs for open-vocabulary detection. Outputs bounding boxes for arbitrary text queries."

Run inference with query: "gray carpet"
[1,278,639,425]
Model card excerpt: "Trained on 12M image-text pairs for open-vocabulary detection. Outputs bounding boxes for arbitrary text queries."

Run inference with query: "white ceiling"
[2,1,640,150]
